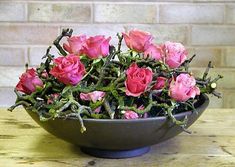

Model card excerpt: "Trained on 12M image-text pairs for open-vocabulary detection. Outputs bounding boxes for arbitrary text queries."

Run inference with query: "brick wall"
[0,0,234,108]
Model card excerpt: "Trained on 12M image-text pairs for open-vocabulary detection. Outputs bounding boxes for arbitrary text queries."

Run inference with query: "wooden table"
[0,108,235,167]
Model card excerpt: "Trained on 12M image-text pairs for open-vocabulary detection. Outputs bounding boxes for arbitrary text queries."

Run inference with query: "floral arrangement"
[9,29,222,133]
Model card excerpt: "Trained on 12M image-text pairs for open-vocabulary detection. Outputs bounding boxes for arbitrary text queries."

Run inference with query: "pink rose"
[82,35,111,59]
[124,111,139,119]
[144,44,163,61]
[80,91,106,103]
[162,41,188,68]
[63,35,86,56]
[125,63,153,97]
[169,74,200,102]
[153,77,167,90]
[16,68,43,94]
[50,54,85,86]
[122,29,153,52]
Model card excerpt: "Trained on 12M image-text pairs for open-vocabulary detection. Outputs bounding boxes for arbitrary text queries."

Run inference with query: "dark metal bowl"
[25,94,209,158]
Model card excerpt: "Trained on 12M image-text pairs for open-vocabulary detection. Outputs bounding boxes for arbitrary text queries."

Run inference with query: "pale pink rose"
[49,54,85,86]
[122,29,153,52]
[153,77,167,90]
[16,68,43,95]
[63,35,86,56]
[169,74,200,102]
[124,111,139,119]
[125,63,153,97]
[41,71,48,78]
[80,91,106,103]
[82,35,111,59]
[144,44,163,61]
[162,41,188,68]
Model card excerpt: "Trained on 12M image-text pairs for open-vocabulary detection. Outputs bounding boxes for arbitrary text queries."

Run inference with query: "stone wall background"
[0,0,234,108]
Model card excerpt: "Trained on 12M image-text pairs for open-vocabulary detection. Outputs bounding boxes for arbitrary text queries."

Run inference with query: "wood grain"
[0,108,235,167]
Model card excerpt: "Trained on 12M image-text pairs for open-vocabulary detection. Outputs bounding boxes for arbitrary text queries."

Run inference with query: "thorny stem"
[116,33,124,62]
[53,28,73,56]
[211,75,223,83]
[203,61,213,80]
[82,66,94,80]
[8,101,31,111]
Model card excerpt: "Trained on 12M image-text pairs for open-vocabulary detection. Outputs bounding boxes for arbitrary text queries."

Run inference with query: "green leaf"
[62,85,72,95]
[92,58,102,65]
[118,87,126,92]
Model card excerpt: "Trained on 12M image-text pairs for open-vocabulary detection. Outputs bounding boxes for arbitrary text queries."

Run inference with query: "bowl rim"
[81,94,209,123]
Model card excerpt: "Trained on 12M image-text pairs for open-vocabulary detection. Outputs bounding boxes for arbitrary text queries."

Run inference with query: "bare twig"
[53,28,73,56]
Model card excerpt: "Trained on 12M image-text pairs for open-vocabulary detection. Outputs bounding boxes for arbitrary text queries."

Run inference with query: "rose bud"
[169,74,200,102]
[80,91,106,103]
[50,54,85,86]
[47,93,60,104]
[16,68,43,94]
[122,29,153,53]
[82,35,111,59]
[162,41,188,68]
[125,63,153,97]
[144,44,163,61]
[152,77,168,90]
[63,35,86,56]
[124,111,139,119]
[93,106,101,113]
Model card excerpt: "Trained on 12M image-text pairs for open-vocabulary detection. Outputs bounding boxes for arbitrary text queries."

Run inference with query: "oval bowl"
[25,94,209,158]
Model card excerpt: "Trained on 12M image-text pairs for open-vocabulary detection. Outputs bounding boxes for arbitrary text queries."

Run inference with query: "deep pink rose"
[144,44,163,61]
[80,91,106,103]
[16,68,43,94]
[63,35,86,56]
[122,29,153,52]
[125,63,153,97]
[50,54,85,86]
[82,35,111,59]
[162,41,188,68]
[169,74,200,102]
[153,77,167,90]
[124,111,139,119]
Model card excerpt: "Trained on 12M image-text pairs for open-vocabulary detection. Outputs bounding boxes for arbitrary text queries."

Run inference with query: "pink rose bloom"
[63,35,86,56]
[144,44,163,61]
[80,91,106,103]
[82,35,111,59]
[16,68,43,94]
[162,41,188,68]
[50,54,85,86]
[122,29,153,53]
[153,77,167,90]
[125,63,153,97]
[124,111,139,119]
[169,74,200,102]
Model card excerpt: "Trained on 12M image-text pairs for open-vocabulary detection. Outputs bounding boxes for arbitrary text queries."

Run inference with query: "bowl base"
[80,146,151,159]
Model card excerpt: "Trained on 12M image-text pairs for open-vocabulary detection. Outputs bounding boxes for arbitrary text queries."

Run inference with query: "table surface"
[0,108,235,167]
